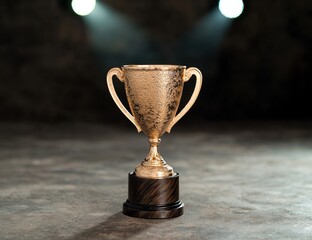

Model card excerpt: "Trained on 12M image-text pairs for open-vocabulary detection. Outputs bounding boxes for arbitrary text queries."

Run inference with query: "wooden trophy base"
[123,172,184,219]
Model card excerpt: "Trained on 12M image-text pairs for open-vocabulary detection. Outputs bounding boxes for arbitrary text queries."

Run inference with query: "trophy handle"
[166,67,202,133]
[107,68,142,132]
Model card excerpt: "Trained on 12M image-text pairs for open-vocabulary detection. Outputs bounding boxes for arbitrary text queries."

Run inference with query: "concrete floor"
[0,122,312,240]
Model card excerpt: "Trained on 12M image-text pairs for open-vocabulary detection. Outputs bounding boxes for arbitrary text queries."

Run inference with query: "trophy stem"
[135,138,175,179]
[147,138,162,164]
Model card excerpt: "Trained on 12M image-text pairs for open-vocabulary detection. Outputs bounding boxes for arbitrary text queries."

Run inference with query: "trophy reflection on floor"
[107,65,202,218]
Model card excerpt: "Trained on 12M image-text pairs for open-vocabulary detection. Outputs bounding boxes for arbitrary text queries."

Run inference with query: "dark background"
[0,0,311,125]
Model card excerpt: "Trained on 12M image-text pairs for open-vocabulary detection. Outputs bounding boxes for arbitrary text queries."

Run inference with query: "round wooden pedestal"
[123,172,184,219]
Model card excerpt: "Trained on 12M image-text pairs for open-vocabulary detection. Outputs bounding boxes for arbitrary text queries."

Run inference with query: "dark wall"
[0,0,311,123]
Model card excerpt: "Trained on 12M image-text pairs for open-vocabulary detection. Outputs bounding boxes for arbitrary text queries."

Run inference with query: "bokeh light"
[218,0,244,19]
[71,0,96,16]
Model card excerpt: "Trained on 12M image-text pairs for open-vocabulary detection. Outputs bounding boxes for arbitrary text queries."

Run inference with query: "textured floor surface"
[0,122,312,240]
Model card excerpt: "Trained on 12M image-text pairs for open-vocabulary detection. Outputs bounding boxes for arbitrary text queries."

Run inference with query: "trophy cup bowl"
[107,65,202,218]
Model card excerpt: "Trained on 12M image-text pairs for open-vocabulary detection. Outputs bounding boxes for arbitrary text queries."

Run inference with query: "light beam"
[82,2,152,66]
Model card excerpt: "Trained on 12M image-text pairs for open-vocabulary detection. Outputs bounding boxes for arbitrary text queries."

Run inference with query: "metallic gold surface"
[107,65,202,179]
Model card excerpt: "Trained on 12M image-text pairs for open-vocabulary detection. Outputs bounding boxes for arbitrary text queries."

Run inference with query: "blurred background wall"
[0,0,311,124]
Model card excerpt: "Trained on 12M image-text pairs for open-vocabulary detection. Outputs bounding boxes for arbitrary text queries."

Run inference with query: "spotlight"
[71,0,96,16]
[218,0,244,19]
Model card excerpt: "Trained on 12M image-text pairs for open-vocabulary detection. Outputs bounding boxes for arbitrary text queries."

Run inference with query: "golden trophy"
[107,65,202,218]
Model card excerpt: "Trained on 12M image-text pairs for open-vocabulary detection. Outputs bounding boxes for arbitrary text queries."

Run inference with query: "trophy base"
[123,172,184,219]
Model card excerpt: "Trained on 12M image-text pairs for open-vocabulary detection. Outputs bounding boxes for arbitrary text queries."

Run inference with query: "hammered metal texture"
[107,65,202,179]
[123,65,185,139]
